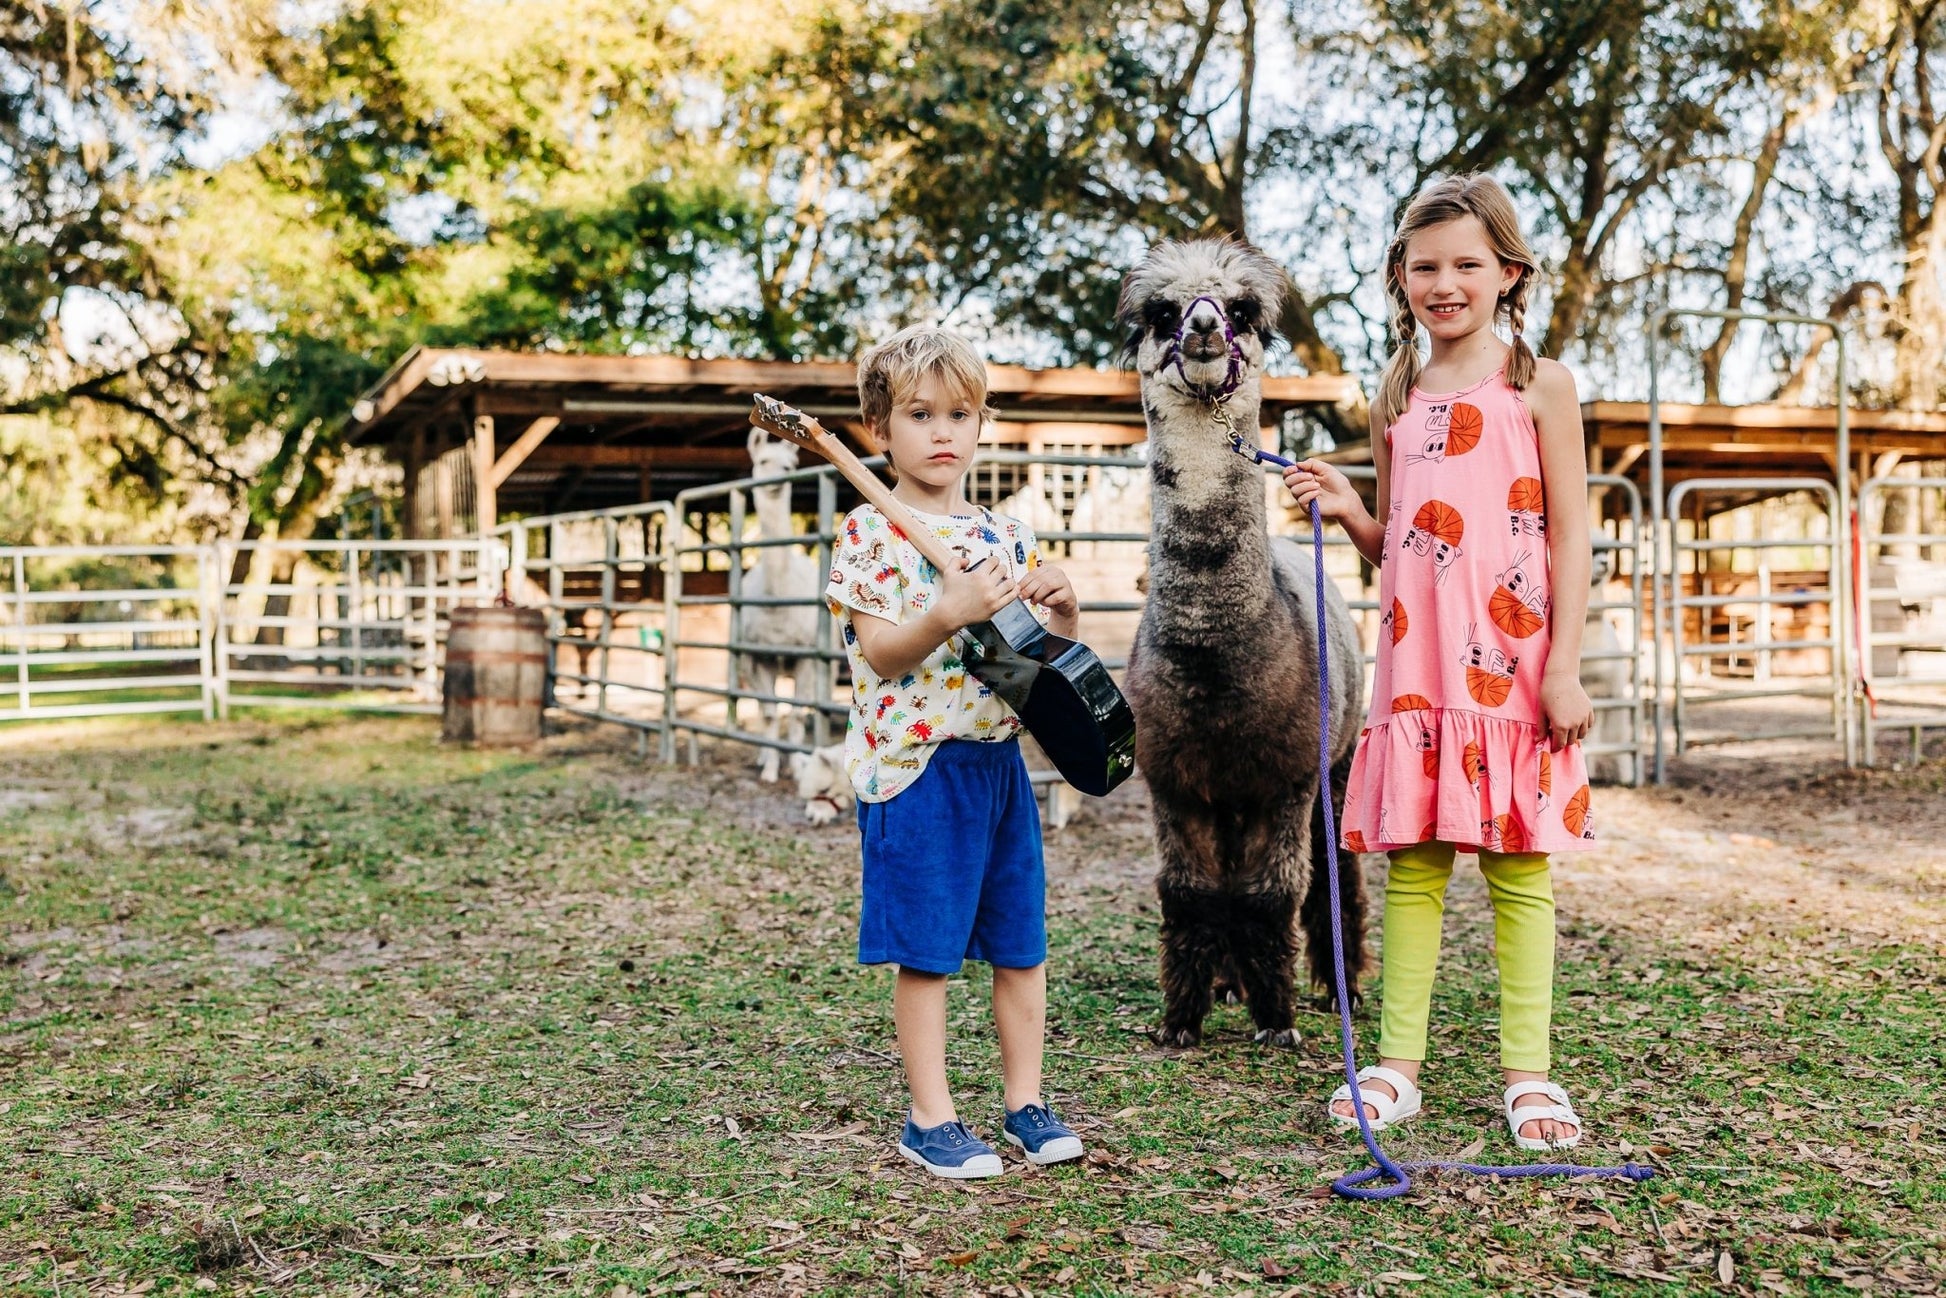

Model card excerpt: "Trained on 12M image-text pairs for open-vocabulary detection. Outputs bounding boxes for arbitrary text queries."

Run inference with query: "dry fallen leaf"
[1261,1257,1292,1279]
[943,1251,977,1267]
[1718,1250,1736,1285]
[724,1115,743,1140]
[1454,1136,1485,1162]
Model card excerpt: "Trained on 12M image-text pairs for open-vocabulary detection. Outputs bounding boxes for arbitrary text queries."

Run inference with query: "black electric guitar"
[749,395,1136,797]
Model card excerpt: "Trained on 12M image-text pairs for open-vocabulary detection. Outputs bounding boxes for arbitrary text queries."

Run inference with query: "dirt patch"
[211,926,294,968]
[0,789,58,815]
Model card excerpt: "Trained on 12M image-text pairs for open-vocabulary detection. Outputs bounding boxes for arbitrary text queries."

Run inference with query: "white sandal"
[1503,1080,1583,1151]
[1327,1065,1422,1132]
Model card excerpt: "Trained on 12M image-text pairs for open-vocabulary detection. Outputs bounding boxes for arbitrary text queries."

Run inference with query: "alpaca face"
[1118,238,1287,405]
[747,427,802,480]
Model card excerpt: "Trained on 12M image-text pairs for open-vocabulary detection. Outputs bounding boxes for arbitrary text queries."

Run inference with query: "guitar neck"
[794,431,959,572]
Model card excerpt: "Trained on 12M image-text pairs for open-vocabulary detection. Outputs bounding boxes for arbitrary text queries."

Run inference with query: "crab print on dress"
[1507,476,1547,537]
[825,503,1046,802]
[1338,365,1595,854]
[1401,500,1465,586]
[1489,551,1548,639]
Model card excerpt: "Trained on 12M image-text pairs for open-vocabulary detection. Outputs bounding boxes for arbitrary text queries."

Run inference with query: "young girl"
[1285,174,1596,1150]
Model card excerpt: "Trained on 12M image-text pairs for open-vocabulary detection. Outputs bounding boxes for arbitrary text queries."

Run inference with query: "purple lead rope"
[1237,437,1655,1198]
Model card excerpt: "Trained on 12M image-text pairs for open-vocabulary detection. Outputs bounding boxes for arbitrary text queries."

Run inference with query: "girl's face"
[1401,214,1521,344]
[876,372,983,493]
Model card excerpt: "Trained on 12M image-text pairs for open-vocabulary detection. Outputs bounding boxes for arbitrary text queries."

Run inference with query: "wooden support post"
[435,452,455,540]
[402,425,427,539]
[473,413,496,539]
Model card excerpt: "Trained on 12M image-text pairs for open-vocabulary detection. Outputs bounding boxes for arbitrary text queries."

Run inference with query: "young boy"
[826,325,1084,1179]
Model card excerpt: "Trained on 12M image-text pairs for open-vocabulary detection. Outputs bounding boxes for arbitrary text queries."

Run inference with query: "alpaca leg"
[1153,808,1227,1045]
[1229,888,1301,1047]
[1301,754,1366,1008]
[747,658,781,782]
[1155,881,1224,1047]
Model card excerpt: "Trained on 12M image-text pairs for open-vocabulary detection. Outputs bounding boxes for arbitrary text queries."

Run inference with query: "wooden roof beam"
[487,416,560,489]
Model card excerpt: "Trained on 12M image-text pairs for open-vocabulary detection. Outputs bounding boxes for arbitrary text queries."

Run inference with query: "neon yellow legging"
[1378,841,1555,1072]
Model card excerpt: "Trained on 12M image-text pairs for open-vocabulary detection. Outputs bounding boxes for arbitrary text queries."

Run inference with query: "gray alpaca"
[1120,238,1368,1047]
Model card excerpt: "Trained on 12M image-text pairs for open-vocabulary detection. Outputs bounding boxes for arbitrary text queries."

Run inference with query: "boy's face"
[876,371,983,493]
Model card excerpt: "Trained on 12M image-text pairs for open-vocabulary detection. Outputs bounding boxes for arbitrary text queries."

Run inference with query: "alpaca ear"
[1116,262,1154,365]
[748,426,767,458]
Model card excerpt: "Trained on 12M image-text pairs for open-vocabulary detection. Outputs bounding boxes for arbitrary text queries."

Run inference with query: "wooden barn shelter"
[1324,399,1946,511]
[345,346,1360,536]
[1585,401,1946,499]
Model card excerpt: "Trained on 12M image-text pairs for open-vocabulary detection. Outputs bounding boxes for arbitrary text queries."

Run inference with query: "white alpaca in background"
[735,429,823,782]
[1067,452,1151,558]
[994,468,1066,541]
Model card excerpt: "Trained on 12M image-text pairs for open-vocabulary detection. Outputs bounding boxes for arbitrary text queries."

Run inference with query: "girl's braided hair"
[1372,174,1539,433]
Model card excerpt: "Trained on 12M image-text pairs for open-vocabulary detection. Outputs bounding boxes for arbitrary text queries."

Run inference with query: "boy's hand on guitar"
[1282,460,1362,521]
[935,557,1017,632]
[1017,563,1078,619]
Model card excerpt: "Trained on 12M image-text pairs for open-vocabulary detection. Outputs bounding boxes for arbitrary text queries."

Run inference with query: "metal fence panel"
[1667,478,1848,756]
[1857,475,1946,763]
[0,545,214,722]
[215,539,496,715]
[666,464,842,771]
[501,502,677,756]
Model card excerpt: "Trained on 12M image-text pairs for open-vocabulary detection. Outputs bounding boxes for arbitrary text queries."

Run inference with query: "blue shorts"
[857,739,1047,974]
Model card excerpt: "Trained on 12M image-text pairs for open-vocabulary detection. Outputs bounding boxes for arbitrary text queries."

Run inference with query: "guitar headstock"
[749,394,831,455]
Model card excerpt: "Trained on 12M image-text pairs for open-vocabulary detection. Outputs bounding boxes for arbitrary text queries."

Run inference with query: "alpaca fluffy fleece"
[1120,237,1368,1047]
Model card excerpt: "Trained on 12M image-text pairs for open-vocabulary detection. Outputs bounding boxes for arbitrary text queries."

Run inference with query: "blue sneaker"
[1002,1102,1084,1166]
[897,1114,1004,1179]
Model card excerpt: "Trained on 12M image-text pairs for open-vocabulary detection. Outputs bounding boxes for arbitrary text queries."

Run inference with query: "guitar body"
[959,597,1138,797]
[747,394,1137,797]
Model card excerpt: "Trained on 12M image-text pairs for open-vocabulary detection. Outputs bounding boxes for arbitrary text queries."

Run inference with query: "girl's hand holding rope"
[1282,460,1364,522]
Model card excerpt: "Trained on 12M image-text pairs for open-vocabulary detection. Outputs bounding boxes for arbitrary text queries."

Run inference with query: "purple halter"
[1161,294,1245,403]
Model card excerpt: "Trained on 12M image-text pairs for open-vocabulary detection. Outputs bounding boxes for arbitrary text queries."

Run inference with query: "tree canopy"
[3,0,1944,544]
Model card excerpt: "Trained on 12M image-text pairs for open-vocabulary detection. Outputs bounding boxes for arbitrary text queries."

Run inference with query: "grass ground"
[2,715,1942,1296]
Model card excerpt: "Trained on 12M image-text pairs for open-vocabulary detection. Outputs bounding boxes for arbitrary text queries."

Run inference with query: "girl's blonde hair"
[1373,174,1539,433]
[856,325,995,439]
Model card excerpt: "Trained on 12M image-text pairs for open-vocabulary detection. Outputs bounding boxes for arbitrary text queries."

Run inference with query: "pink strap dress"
[1338,367,1596,855]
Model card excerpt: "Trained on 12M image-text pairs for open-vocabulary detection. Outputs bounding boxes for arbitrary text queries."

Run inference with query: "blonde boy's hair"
[1373,174,1540,433]
[856,326,995,438]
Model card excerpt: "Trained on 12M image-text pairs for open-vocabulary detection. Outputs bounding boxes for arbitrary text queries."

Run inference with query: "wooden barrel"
[442,606,547,745]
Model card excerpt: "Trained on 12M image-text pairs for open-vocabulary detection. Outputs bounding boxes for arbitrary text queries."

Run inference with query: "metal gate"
[215,539,496,714]
[665,464,841,766]
[1666,478,1849,757]
[0,545,214,722]
[502,502,678,755]
[1857,475,1946,763]
[1586,475,1648,784]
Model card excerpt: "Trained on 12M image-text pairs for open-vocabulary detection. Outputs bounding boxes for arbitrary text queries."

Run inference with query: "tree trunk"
[1700,115,1789,403]
[1892,208,1946,409]
[1773,282,1886,405]
[1544,244,1599,356]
